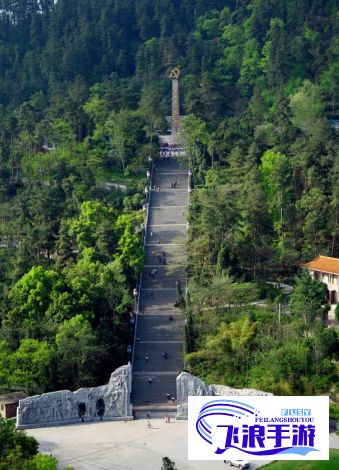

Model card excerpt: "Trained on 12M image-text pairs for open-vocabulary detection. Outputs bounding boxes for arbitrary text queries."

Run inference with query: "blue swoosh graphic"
[201,399,256,411]
[202,418,211,430]
[196,412,235,445]
[200,420,211,434]
[198,422,212,440]
[198,406,247,417]
[198,407,246,419]
[215,445,319,456]
[279,447,320,456]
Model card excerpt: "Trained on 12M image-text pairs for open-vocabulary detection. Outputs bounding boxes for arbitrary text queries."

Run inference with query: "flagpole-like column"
[169,68,180,140]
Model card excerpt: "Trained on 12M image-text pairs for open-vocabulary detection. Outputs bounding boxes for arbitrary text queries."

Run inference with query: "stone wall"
[17,364,133,429]
[176,372,273,419]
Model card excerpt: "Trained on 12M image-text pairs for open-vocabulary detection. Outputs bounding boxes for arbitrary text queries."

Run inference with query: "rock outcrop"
[176,371,272,418]
[17,364,133,429]
[209,384,273,397]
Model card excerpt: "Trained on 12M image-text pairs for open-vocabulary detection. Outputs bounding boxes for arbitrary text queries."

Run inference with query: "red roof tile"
[305,255,339,275]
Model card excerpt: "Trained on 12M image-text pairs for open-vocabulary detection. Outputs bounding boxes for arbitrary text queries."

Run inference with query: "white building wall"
[309,270,339,304]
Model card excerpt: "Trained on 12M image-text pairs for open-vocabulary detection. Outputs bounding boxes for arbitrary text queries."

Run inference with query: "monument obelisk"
[169,68,180,141]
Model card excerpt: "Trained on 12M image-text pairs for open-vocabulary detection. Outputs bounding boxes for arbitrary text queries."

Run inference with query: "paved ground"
[28,419,277,470]
[28,421,339,469]
[132,157,188,410]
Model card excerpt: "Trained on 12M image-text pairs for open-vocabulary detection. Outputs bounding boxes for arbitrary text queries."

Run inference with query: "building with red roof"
[305,255,339,304]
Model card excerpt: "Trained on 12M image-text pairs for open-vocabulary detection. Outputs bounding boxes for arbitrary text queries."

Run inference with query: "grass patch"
[260,449,339,469]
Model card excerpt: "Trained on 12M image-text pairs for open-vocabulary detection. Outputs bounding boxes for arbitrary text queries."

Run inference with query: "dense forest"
[0,0,338,399]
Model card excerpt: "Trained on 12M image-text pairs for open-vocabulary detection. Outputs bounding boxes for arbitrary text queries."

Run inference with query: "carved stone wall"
[17,364,133,429]
[176,372,273,419]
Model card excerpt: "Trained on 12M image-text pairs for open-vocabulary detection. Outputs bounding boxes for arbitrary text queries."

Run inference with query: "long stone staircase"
[131,157,188,417]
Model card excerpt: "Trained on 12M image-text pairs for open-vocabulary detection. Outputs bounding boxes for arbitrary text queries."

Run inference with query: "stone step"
[144,244,186,266]
[133,342,184,373]
[132,156,187,408]
[148,206,187,226]
[154,162,186,174]
[133,405,177,413]
[133,406,177,419]
[140,289,181,315]
[151,172,188,190]
[135,314,184,341]
[132,373,179,406]
[155,167,187,174]
[146,225,186,245]
[150,190,188,207]
[134,412,176,420]
[138,304,183,315]
[140,288,178,308]
[141,266,186,290]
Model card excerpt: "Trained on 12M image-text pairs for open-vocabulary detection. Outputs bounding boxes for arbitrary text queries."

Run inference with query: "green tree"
[0,415,38,468]
[51,119,75,148]
[320,62,339,114]
[186,317,256,383]
[330,158,339,256]
[55,219,75,269]
[175,281,185,309]
[105,109,146,172]
[63,248,103,320]
[161,457,177,470]
[260,150,297,265]
[289,270,329,333]
[296,187,329,258]
[261,18,290,89]
[289,80,325,135]
[184,308,195,355]
[114,213,144,272]
[234,166,272,275]
[0,416,70,469]
[238,38,261,96]
[69,201,115,254]
[139,85,166,141]
[179,114,209,182]
[6,266,64,341]
[217,244,240,277]
[55,314,103,389]
[32,454,58,470]
[83,94,110,127]
[0,341,11,392]
[189,275,258,312]
[9,339,53,393]
[99,260,132,332]
[335,303,339,322]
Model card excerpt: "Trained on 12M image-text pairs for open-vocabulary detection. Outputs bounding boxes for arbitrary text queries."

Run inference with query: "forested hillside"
[0,0,338,396]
